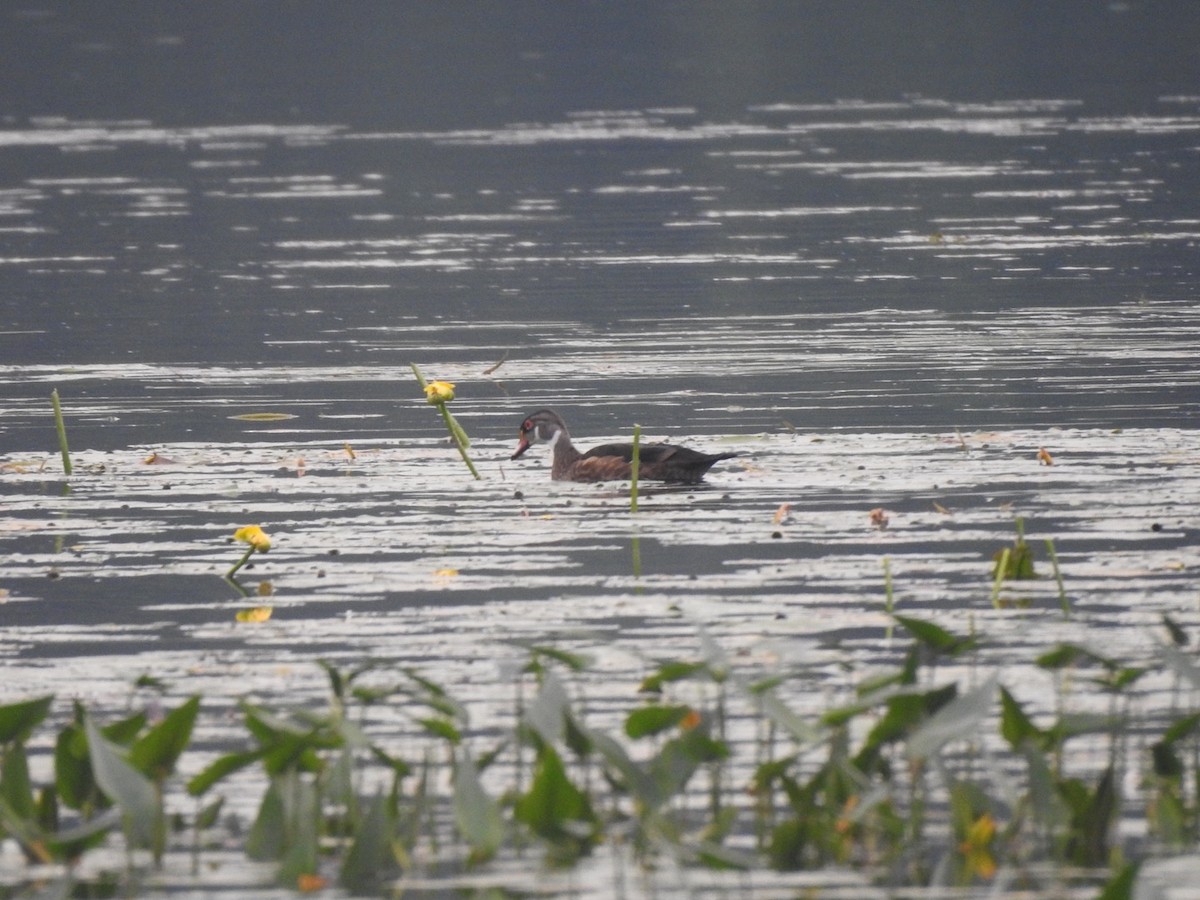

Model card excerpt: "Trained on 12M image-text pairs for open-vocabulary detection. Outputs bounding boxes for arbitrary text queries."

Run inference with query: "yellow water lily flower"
[233,525,271,552]
[424,380,456,404]
[227,525,272,579]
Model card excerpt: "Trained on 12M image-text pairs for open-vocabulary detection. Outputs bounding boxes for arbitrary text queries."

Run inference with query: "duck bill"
[511,435,531,460]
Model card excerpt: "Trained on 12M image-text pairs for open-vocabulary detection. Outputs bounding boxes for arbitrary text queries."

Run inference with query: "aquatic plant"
[411,362,480,479]
[227,524,271,579]
[49,388,72,475]
[0,692,198,883]
[630,423,642,513]
[1,611,1197,897]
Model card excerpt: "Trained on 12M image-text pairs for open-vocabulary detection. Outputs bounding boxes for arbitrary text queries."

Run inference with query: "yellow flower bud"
[424,380,456,404]
[233,525,271,552]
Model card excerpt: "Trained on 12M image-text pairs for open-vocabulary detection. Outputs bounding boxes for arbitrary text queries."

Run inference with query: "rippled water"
[3,22,1200,895]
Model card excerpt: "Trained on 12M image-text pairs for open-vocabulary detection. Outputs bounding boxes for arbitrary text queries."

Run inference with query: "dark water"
[2,3,1199,450]
[3,4,1200,895]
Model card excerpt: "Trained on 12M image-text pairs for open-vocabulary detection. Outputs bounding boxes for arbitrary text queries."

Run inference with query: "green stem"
[413,362,480,480]
[882,556,895,641]
[409,362,428,390]
[51,388,73,475]
[226,545,255,579]
[1045,538,1070,619]
[439,404,481,480]
[630,424,641,513]
[991,547,1011,609]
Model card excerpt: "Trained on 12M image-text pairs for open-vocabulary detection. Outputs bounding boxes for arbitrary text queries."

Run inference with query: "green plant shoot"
[1045,538,1070,618]
[411,363,480,480]
[630,423,641,513]
[51,388,72,475]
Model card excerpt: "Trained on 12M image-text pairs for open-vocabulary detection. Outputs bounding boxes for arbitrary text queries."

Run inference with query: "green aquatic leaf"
[1096,861,1139,900]
[514,743,596,857]
[453,750,503,862]
[1036,642,1116,672]
[187,748,265,796]
[625,704,691,739]
[0,695,53,745]
[339,793,399,892]
[54,721,98,811]
[0,743,35,821]
[754,685,822,744]
[130,695,200,780]
[83,715,159,849]
[276,776,320,885]
[418,716,461,744]
[1058,766,1116,866]
[998,685,1044,751]
[857,683,958,763]
[907,675,997,760]
[589,730,656,805]
[893,614,976,656]
[196,795,224,830]
[524,670,570,747]
[639,660,707,694]
[1162,710,1200,745]
[245,776,286,861]
[102,710,148,746]
[0,798,119,864]
[516,643,594,672]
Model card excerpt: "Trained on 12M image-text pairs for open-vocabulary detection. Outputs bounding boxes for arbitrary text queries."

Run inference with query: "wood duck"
[509,409,738,484]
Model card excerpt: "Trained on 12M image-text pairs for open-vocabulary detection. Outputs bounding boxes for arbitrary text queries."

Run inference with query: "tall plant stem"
[226,545,255,579]
[1045,538,1070,618]
[438,404,480,479]
[411,363,480,480]
[882,556,895,641]
[51,388,72,475]
[630,424,641,513]
[991,547,1011,609]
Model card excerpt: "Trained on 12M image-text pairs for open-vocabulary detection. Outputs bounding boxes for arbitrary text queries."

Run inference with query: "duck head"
[511,409,568,460]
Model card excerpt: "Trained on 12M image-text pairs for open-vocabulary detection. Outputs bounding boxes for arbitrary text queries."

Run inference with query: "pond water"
[3,4,1200,897]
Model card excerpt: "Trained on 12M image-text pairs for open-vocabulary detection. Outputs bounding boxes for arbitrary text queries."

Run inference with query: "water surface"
[3,3,1200,895]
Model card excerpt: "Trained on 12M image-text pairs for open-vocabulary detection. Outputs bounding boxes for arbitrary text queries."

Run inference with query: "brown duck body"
[511,409,737,484]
